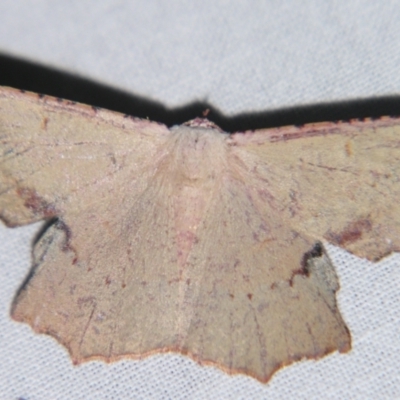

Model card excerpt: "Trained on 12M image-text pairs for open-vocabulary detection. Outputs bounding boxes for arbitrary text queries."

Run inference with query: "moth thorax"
[172,126,227,182]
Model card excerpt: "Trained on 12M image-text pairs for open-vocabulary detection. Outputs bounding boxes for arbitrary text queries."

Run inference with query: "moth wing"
[177,119,400,381]
[1,87,192,362]
[177,151,349,382]
[0,86,168,226]
[232,119,400,261]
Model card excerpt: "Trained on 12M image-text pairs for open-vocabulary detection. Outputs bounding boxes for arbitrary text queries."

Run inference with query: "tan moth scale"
[0,86,399,383]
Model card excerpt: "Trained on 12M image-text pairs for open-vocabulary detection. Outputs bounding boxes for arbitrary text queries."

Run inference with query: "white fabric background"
[0,1,400,399]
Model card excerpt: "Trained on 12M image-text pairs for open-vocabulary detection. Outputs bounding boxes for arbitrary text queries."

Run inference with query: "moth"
[0,86,399,383]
